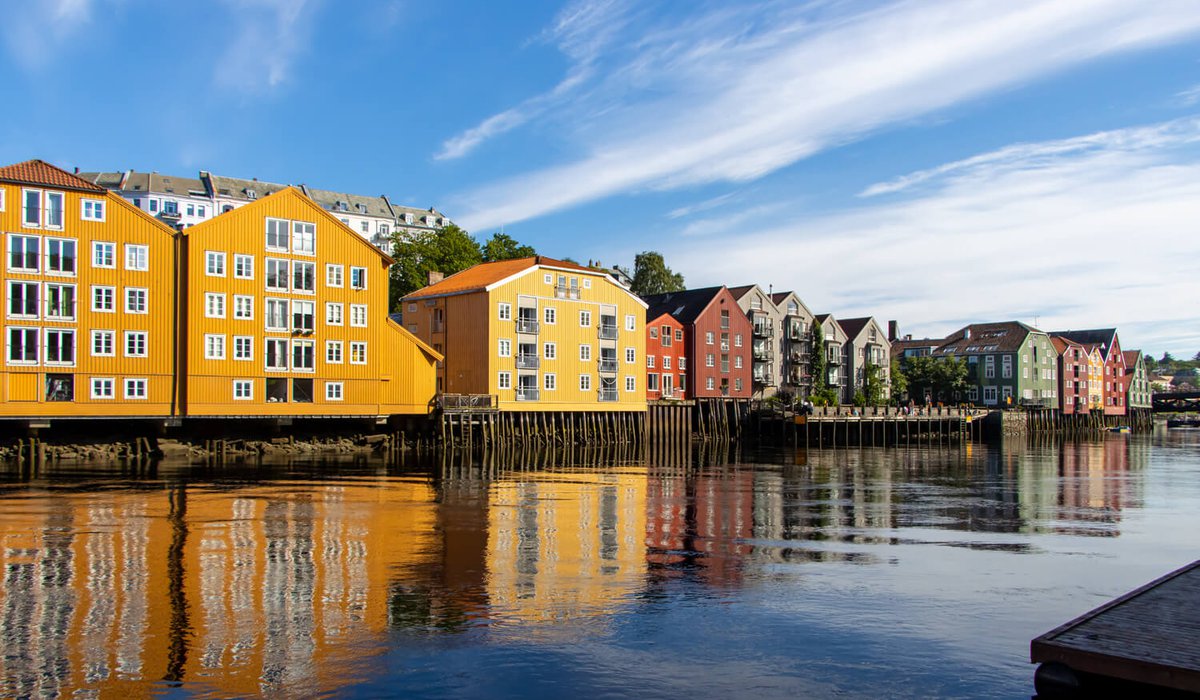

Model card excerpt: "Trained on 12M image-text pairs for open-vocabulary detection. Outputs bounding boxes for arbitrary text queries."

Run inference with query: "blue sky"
[3,0,1200,356]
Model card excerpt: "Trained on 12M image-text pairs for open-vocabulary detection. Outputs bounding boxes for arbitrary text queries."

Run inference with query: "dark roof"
[643,286,726,324]
[891,336,943,354]
[1048,329,1118,356]
[0,160,105,192]
[838,317,873,342]
[726,284,757,300]
[937,321,1042,356]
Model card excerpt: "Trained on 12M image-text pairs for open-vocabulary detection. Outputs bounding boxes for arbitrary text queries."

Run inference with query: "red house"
[643,287,753,399]
[645,312,687,400]
[1051,329,1126,415]
[1051,336,1088,414]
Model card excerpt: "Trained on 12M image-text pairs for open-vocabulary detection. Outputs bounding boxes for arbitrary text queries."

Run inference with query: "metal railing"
[598,324,618,340]
[516,355,539,370]
[598,359,618,373]
[753,347,772,361]
[598,388,618,402]
[516,318,539,334]
[516,388,540,401]
[554,284,580,299]
[753,323,774,338]
[438,394,498,411]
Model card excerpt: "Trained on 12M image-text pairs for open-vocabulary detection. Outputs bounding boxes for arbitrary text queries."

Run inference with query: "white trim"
[123,377,148,400]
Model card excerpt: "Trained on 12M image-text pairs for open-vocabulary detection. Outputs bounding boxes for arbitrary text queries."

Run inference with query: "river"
[0,430,1197,699]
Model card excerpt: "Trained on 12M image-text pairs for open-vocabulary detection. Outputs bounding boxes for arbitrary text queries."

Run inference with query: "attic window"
[336,201,348,212]
[246,189,257,199]
[357,203,368,213]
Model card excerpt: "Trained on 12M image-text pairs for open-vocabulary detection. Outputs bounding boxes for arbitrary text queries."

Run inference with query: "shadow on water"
[0,430,1185,698]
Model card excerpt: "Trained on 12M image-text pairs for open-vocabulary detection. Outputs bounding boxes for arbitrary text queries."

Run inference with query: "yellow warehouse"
[401,257,647,412]
[0,160,179,419]
[180,187,439,417]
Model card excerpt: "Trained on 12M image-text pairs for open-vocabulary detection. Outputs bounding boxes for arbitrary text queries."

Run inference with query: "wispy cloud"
[448,0,1200,230]
[1176,83,1200,106]
[214,0,321,92]
[663,117,1200,355]
[1,0,95,71]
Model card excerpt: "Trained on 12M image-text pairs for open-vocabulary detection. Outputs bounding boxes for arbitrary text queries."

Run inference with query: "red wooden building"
[643,287,753,399]
[1052,336,1088,414]
[1051,329,1127,415]
[645,312,687,400]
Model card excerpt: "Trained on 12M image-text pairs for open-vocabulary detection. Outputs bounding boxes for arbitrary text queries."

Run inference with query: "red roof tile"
[0,160,105,192]
[403,256,594,300]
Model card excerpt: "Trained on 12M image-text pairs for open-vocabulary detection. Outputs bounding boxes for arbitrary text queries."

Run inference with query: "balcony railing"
[790,349,809,362]
[516,318,539,334]
[753,347,772,361]
[788,326,810,341]
[827,352,842,364]
[753,372,775,386]
[516,387,540,401]
[598,388,618,402]
[598,324,618,340]
[598,359,618,374]
[753,323,774,338]
[516,355,539,370]
[554,284,580,300]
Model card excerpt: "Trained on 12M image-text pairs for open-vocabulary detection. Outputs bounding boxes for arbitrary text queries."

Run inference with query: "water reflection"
[0,435,1168,698]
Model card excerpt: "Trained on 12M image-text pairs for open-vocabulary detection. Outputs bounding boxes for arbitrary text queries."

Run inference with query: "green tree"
[900,355,968,403]
[863,362,885,406]
[630,251,685,297]
[389,224,483,310]
[481,232,536,262]
[810,320,827,397]
[889,357,908,402]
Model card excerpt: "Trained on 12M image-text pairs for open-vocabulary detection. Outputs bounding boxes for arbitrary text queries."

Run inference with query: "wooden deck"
[1031,560,1200,694]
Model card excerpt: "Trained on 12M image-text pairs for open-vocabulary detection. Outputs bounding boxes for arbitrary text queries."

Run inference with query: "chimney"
[888,320,899,342]
[427,270,444,285]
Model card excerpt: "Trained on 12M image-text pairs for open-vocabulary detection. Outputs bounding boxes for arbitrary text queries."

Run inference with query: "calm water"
[1,430,1198,699]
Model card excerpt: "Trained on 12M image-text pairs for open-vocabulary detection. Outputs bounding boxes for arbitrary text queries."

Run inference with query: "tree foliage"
[806,319,839,405]
[863,362,885,406]
[889,357,908,401]
[897,355,969,403]
[389,224,483,310]
[630,251,685,297]
[482,232,536,262]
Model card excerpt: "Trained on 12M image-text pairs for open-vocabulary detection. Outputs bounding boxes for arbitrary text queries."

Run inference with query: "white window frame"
[265,298,289,332]
[90,329,115,357]
[265,258,290,292]
[233,379,253,401]
[233,335,253,361]
[544,342,556,360]
[92,241,115,269]
[350,341,367,365]
[124,330,148,358]
[234,254,254,280]
[9,233,40,273]
[325,302,343,326]
[206,251,226,277]
[326,340,343,364]
[292,221,316,256]
[580,344,591,361]
[625,348,635,364]
[8,280,39,319]
[498,338,511,358]
[498,302,512,321]
[43,283,75,321]
[625,376,636,392]
[204,292,225,319]
[7,327,39,364]
[291,339,316,372]
[44,328,76,366]
[325,381,344,401]
[233,295,254,320]
[544,373,556,391]
[265,338,289,371]
[123,378,148,400]
[579,374,591,391]
[205,333,226,360]
[91,377,115,399]
[349,304,367,327]
[291,300,315,332]
[579,310,591,327]
[544,307,556,325]
[326,263,344,288]
[497,371,512,390]
[44,237,76,276]
[124,244,148,271]
[265,218,290,252]
[350,266,367,289]
[625,314,636,331]
[292,260,316,294]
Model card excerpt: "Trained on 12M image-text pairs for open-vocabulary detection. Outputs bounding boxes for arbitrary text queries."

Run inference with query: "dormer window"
[357,203,368,213]
[245,189,257,200]
[336,201,348,212]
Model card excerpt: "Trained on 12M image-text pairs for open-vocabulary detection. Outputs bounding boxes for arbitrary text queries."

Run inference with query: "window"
[544,373,556,391]
[544,342,556,360]
[498,338,511,357]
[983,385,998,404]
[360,221,369,233]
[206,251,225,277]
[498,303,512,321]
[265,338,288,370]
[544,307,556,325]
[625,314,636,331]
[350,342,367,364]
[496,371,514,390]
[735,378,743,393]
[326,302,343,325]
[45,284,75,320]
[706,353,714,367]
[350,267,367,289]
[292,261,315,293]
[985,355,995,378]
[197,206,206,218]
[186,204,195,217]
[626,376,636,392]
[233,380,253,400]
[8,281,38,318]
[705,331,714,345]
[234,254,254,279]
[325,382,344,401]
[679,357,687,370]
[326,264,344,287]
[675,330,683,342]
[124,378,147,400]
[45,238,76,275]
[125,331,147,357]
[204,292,225,318]
[292,221,316,255]
[734,334,742,348]
[45,329,75,364]
[648,373,660,391]
[266,218,289,251]
[580,344,591,361]
[91,330,114,357]
[264,258,288,292]
[579,374,591,391]
[125,244,148,271]
[7,328,38,363]
[625,348,636,364]
[650,328,658,339]
[291,340,315,371]
[9,234,39,272]
[326,340,343,363]
[205,334,226,359]
[706,377,715,390]
[734,356,742,369]
[544,273,553,284]
[292,300,315,331]
[663,356,671,370]
[265,298,288,331]
[579,310,591,327]
[233,295,254,320]
[149,199,158,213]
[92,241,115,269]
[647,355,655,368]
[1002,355,1013,379]
[91,377,115,399]
[349,304,367,327]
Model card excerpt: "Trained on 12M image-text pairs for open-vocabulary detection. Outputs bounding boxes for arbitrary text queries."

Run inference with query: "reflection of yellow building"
[487,469,647,623]
[0,479,453,698]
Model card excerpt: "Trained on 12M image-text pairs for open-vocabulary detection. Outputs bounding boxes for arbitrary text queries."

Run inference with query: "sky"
[2,0,1199,356]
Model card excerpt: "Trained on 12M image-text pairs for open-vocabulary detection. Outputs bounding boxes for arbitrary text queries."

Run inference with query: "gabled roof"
[1050,335,1085,355]
[183,186,394,264]
[1123,350,1143,367]
[643,286,728,325]
[0,160,105,192]
[402,256,598,301]
[937,321,1042,356]
[1049,329,1119,357]
[838,317,877,343]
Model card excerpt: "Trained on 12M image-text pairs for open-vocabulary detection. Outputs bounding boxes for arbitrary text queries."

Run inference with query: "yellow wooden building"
[0,160,179,419]
[180,187,439,417]
[401,257,647,411]
[1086,345,1105,411]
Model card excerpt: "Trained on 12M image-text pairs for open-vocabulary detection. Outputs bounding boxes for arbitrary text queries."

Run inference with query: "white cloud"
[448,0,1200,231]
[2,0,95,70]
[662,118,1200,355]
[214,0,320,92]
[1176,83,1200,106]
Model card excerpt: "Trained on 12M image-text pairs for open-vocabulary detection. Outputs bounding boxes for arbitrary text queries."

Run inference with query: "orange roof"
[403,256,595,300]
[0,159,105,192]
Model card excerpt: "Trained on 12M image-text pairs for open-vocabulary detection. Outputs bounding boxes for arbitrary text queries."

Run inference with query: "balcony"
[516,317,539,334]
[554,284,580,300]
[598,359,618,374]
[516,387,540,401]
[598,388,618,402]
[788,325,809,341]
[826,352,842,365]
[753,346,772,361]
[598,324,618,340]
[787,369,810,385]
[752,322,774,339]
[789,348,808,362]
[516,354,539,370]
[753,371,775,386]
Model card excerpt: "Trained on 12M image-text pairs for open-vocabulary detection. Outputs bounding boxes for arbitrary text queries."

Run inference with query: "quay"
[1031,560,1200,696]
[749,405,987,448]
